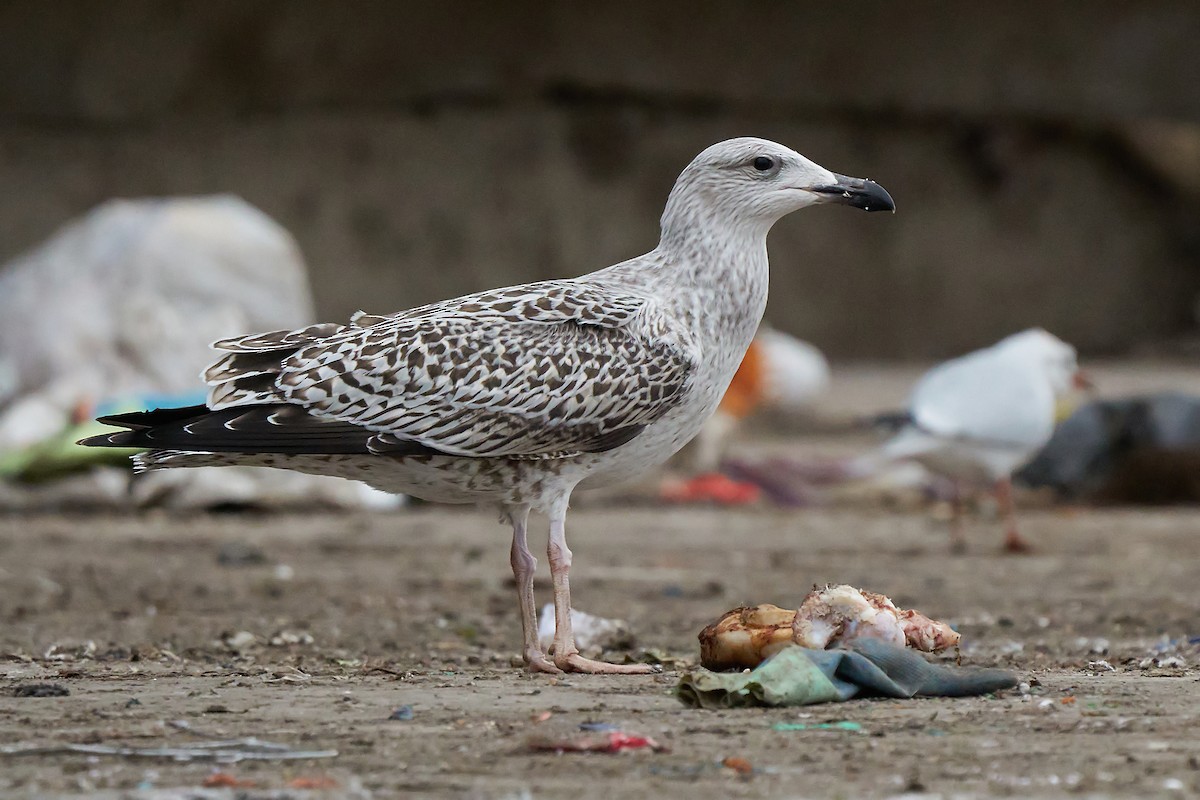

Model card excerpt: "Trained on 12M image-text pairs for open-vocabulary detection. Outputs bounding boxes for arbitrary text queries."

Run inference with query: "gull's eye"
[752,156,776,172]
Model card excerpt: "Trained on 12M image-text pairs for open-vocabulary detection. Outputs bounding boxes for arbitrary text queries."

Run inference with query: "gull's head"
[662,137,895,237]
[996,328,1090,398]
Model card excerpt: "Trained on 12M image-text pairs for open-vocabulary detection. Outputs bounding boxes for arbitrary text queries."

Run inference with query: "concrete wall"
[1,1,1198,358]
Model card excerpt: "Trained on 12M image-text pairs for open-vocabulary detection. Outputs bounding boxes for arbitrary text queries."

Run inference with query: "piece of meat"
[698,585,960,670]
[698,604,798,670]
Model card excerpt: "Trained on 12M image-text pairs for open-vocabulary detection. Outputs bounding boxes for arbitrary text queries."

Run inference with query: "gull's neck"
[647,200,772,337]
[585,195,775,391]
[596,196,772,290]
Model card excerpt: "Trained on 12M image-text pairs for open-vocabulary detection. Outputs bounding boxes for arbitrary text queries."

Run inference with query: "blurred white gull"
[860,328,1089,552]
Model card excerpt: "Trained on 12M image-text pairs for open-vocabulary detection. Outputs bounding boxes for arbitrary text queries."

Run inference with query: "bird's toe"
[524,652,564,675]
[555,652,659,674]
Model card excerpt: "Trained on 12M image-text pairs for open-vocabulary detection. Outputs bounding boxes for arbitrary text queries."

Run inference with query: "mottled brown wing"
[207,281,697,459]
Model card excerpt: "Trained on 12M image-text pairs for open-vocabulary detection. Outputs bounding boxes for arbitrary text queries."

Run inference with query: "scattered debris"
[660,473,762,505]
[699,585,960,670]
[527,731,668,754]
[578,721,621,732]
[288,776,339,789]
[222,631,257,651]
[269,630,315,647]
[11,683,69,698]
[1139,655,1188,670]
[0,737,337,763]
[44,641,97,661]
[262,667,312,684]
[720,458,822,506]
[1073,636,1111,655]
[537,605,634,655]
[388,705,415,721]
[1086,660,1116,672]
[216,541,268,567]
[772,721,862,732]
[203,771,256,788]
[1152,634,1200,653]
[721,755,754,774]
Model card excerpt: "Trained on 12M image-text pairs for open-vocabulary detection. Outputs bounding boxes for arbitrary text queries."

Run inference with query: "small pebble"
[12,683,69,698]
[216,542,267,567]
[224,631,257,650]
[579,721,620,732]
[269,630,314,647]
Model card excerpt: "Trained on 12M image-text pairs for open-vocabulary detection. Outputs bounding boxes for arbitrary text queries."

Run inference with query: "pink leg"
[506,504,559,673]
[995,477,1032,553]
[546,496,655,674]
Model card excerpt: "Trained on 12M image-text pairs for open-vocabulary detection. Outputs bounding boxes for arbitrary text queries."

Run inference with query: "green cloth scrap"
[676,639,1016,709]
[0,418,138,482]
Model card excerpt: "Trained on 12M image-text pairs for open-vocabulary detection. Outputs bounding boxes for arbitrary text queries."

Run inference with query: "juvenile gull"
[81,138,894,674]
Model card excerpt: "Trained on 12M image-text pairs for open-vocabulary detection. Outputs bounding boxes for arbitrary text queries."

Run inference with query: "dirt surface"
[1,500,1198,799]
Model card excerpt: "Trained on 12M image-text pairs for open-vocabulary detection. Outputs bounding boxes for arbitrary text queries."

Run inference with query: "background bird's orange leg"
[995,477,1032,553]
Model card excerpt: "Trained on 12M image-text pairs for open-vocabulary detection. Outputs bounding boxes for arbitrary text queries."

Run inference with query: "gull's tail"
[77,403,439,472]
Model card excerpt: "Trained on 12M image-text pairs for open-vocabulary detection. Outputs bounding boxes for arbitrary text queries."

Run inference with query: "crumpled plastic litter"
[537,604,634,654]
[0,197,404,511]
[0,390,402,511]
[0,392,206,483]
[1018,393,1200,502]
[676,639,1017,709]
[0,736,337,762]
[0,196,312,448]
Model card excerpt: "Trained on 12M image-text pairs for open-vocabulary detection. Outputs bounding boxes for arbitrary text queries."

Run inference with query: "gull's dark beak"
[809,174,896,213]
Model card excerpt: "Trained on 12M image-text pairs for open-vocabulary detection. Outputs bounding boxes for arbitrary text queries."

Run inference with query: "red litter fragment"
[202,772,255,788]
[528,730,668,753]
[288,776,339,789]
[722,756,753,774]
[603,732,664,752]
[661,473,762,505]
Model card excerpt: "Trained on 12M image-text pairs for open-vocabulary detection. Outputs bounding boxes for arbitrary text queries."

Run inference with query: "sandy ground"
[1,361,1199,799]
[0,501,1198,799]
